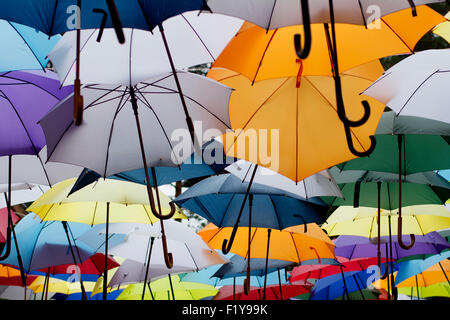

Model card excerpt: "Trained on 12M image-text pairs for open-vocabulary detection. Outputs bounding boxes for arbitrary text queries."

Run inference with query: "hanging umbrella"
[225,160,343,199]
[211,62,385,182]
[68,139,236,195]
[48,11,243,87]
[117,274,218,300]
[334,233,450,261]
[28,275,97,298]
[433,10,450,42]
[207,0,443,30]
[214,282,312,301]
[363,49,450,124]
[27,178,185,300]
[0,184,49,208]
[0,20,60,72]
[0,264,37,287]
[38,71,232,270]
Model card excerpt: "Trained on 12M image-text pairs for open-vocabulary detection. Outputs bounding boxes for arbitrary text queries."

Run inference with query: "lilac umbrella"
[334,232,450,261]
[0,70,73,284]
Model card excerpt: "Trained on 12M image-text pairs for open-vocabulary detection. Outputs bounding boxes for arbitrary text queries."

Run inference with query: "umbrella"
[211,62,385,182]
[214,282,312,301]
[198,223,336,299]
[433,10,450,42]
[38,70,232,270]
[68,139,236,195]
[394,250,450,285]
[0,20,60,72]
[0,264,37,287]
[397,282,450,299]
[0,184,49,208]
[334,233,450,261]
[28,275,97,298]
[27,178,185,300]
[117,275,218,300]
[48,11,243,87]
[363,49,450,124]
[309,265,390,300]
[225,159,343,199]
[207,0,443,30]
[81,220,227,299]
[0,208,19,243]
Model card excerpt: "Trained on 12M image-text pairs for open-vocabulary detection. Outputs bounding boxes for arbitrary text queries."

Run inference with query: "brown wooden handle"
[151,201,176,220]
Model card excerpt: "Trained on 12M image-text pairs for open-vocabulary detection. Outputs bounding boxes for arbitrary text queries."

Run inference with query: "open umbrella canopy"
[27,178,184,224]
[198,223,336,264]
[213,282,312,300]
[0,208,19,243]
[210,63,385,182]
[0,20,60,72]
[207,1,444,29]
[211,6,445,81]
[174,174,328,230]
[0,213,99,272]
[39,71,233,177]
[0,264,37,287]
[334,233,450,261]
[363,49,450,124]
[0,184,49,208]
[0,70,73,156]
[117,274,218,300]
[48,11,243,87]
[0,0,211,36]
[28,275,97,295]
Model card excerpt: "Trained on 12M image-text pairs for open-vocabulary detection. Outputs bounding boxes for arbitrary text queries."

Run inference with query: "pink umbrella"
[0,207,19,243]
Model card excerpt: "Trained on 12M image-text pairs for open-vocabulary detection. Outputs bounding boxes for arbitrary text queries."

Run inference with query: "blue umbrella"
[309,263,393,300]
[0,20,60,72]
[68,140,235,195]
[174,174,327,230]
[438,170,450,181]
[394,250,450,286]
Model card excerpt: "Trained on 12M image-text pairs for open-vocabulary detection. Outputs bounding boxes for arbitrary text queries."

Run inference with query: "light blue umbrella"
[438,170,450,181]
[0,20,60,72]
[394,250,450,286]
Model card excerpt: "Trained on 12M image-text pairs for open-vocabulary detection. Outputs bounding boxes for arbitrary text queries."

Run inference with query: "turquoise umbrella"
[0,20,60,72]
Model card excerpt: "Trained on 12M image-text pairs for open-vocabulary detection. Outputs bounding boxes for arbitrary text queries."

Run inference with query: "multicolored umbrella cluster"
[0,0,448,301]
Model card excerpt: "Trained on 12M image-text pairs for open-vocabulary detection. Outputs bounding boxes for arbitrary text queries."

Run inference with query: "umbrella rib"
[192,197,216,224]
[218,193,238,228]
[302,77,366,152]
[47,0,59,36]
[225,78,290,154]
[180,14,215,60]
[266,0,278,31]
[251,29,278,84]
[184,243,199,272]
[0,74,62,101]
[361,71,392,94]
[7,22,46,71]
[289,233,301,264]
[133,87,182,164]
[59,29,98,87]
[102,88,129,178]
[27,221,51,273]
[396,70,439,116]
[245,227,258,259]
[267,195,282,230]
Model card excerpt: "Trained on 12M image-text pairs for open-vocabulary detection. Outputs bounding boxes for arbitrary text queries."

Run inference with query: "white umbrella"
[362,49,450,124]
[48,10,243,87]
[207,0,442,29]
[225,160,343,199]
[0,184,49,208]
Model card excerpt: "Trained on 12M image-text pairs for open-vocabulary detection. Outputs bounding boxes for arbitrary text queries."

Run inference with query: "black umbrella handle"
[407,0,417,17]
[293,0,312,59]
[105,0,125,44]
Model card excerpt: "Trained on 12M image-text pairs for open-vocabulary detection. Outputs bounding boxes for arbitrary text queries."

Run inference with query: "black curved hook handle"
[343,122,376,157]
[151,201,177,220]
[222,224,239,255]
[397,217,416,250]
[293,0,312,59]
[161,235,173,269]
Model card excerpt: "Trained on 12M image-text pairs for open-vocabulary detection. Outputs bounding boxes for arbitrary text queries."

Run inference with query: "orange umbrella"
[212,61,385,182]
[212,6,445,82]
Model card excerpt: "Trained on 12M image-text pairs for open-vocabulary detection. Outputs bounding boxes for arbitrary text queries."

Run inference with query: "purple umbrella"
[334,232,450,261]
[0,70,73,286]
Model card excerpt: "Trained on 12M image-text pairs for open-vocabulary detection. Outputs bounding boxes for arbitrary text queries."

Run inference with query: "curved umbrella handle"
[397,217,416,250]
[407,0,417,17]
[151,201,177,220]
[309,246,321,264]
[221,224,239,255]
[161,234,173,269]
[293,0,312,59]
[343,123,376,158]
[378,243,389,280]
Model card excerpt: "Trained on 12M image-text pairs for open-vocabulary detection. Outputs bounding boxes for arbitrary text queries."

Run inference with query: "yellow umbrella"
[116,274,218,300]
[212,61,385,182]
[27,178,186,224]
[213,6,445,82]
[433,11,450,43]
[322,205,450,238]
[26,178,185,300]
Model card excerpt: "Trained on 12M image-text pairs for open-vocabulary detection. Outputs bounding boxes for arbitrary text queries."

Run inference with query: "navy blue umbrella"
[68,140,235,195]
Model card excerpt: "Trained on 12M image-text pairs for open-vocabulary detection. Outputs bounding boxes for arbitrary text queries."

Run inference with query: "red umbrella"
[0,264,37,286]
[213,281,313,300]
[290,257,388,283]
[37,253,119,275]
[0,207,19,243]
